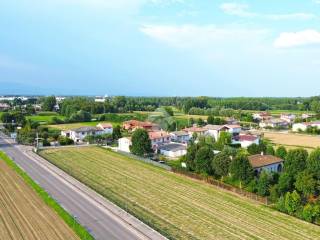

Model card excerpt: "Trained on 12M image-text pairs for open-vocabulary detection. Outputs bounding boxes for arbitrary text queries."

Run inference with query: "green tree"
[112,125,122,140]
[257,171,272,196]
[284,148,308,177]
[277,172,295,196]
[195,146,214,174]
[284,191,301,215]
[184,142,198,171]
[164,106,174,116]
[229,153,254,183]
[207,115,214,124]
[275,146,287,159]
[307,148,320,180]
[130,129,152,156]
[266,145,275,155]
[247,143,260,155]
[302,204,314,222]
[294,171,317,197]
[212,151,232,177]
[42,96,57,111]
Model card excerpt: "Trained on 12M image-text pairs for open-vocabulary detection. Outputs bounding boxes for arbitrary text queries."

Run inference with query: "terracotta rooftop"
[248,154,283,168]
[183,127,206,133]
[148,131,170,140]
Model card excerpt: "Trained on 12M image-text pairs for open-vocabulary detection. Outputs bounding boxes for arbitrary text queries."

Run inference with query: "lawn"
[263,131,320,150]
[0,155,80,240]
[26,114,66,124]
[40,147,320,240]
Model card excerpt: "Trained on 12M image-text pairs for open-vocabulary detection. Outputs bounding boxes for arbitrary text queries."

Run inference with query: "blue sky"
[1,0,320,97]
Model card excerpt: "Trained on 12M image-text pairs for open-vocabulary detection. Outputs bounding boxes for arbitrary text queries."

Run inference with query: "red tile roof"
[248,155,283,168]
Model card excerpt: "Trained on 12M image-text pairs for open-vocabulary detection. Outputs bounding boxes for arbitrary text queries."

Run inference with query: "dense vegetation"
[179,139,320,225]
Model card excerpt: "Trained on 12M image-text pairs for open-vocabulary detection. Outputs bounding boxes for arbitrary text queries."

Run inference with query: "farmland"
[26,114,66,124]
[263,131,320,150]
[0,158,79,240]
[40,147,320,240]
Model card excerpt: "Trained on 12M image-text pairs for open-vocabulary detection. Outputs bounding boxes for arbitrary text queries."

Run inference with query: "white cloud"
[274,29,320,48]
[220,2,316,20]
[140,24,269,49]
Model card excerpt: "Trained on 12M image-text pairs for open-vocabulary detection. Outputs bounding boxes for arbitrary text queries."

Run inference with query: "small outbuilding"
[159,143,187,158]
[248,154,284,174]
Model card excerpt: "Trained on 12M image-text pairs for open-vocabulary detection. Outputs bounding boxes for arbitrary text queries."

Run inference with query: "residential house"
[259,119,289,129]
[97,123,113,134]
[280,114,296,123]
[170,131,190,143]
[292,121,320,132]
[159,143,187,158]
[182,126,207,138]
[61,126,104,143]
[248,154,284,174]
[123,120,159,132]
[252,112,272,122]
[149,131,171,150]
[203,125,227,141]
[118,137,132,153]
[232,134,260,148]
[225,124,242,137]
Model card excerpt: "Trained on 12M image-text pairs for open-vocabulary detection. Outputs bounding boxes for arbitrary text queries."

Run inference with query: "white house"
[170,131,190,143]
[61,126,104,143]
[118,137,132,153]
[292,122,309,132]
[248,154,284,174]
[97,123,113,134]
[292,121,320,132]
[259,119,289,129]
[225,125,241,137]
[280,114,296,123]
[159,143,187,158]
[232,134,260,148]
[252,112,272,121]
[182,126,207,138]
[203,125,226,141]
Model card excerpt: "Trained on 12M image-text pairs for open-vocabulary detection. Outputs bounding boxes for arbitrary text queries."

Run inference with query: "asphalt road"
[0,136,165,240]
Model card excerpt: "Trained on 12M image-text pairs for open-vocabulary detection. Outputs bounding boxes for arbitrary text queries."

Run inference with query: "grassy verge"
[0,151,94,240]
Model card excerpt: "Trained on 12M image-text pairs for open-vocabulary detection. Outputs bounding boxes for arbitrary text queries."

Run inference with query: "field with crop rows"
[264,131,320,150]
[40,147,320,240]
[0,160,79,240]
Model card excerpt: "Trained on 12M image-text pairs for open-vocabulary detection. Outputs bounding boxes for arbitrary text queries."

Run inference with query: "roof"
[238,135,259,142]
[170,131,189,137]
[148,131,170,140]
[248,155,283,168]
[123,120,158,129]
[97,123,113,129]
[203,125,226,131]
[71,126,101,133]
[183,127,206,133]
[159,143,187,152]
[225,124,241,129]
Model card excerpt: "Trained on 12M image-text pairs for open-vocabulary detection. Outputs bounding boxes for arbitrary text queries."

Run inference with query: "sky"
[0,0,320,97]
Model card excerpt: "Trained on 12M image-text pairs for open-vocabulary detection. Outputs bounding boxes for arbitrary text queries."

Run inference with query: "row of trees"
[180,140,320,224]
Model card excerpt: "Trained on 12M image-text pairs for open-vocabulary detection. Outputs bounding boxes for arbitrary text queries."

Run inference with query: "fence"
[172,169,269,205]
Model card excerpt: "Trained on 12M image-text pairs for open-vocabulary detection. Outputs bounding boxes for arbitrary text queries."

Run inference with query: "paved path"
[0,135,166,240]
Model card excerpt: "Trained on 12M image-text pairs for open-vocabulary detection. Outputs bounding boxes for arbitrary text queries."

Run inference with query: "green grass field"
[26,114,66,124]
[39,147,320,240]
